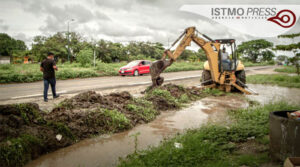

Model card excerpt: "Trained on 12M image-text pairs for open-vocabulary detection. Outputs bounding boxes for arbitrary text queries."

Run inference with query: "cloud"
[1,0,299,47]
[0,19,9,31]
[13,33,32,44]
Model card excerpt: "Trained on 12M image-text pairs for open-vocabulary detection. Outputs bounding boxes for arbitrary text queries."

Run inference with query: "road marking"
[11,90,67,99]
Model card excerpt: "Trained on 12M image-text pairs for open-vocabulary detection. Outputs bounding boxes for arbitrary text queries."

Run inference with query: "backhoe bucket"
[150,59,173,87]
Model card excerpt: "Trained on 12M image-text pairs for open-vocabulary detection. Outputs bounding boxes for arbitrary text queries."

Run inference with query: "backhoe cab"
[150,26,255,95]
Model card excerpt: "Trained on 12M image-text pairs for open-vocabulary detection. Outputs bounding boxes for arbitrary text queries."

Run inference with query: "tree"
[0,33,27,62]
[31,35,47,62]
[237,39,273,63]
[124,41,164,61]
[179,49,195,60]
[76,48,93,66]
[275,32,300,75]
[261,50,275,61]
[276,55,288,62]
[31,32,85,62]
[197,49,207,61]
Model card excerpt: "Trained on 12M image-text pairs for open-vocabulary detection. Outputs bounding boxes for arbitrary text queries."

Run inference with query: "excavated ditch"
[0,84,212,167]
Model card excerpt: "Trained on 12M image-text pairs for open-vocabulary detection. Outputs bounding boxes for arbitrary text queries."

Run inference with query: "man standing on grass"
[40,52,59,102]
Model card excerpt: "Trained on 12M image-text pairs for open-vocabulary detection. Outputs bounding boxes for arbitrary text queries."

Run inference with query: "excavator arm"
[150,26,221,87]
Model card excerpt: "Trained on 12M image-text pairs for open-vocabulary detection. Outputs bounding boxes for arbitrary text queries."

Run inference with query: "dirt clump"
[0,84,216,167]
[144,84,208,110]
[47,90,157,139]
[0,103,74,167]
[160,84,187,98]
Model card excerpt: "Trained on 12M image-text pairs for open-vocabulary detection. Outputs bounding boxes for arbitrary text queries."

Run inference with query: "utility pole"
[94,45,96,67]
[67,19,75,62]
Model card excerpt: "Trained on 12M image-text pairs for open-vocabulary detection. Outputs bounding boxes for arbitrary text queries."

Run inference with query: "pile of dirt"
[46,91,158,139]
[145,84,207,110]
[160,84,187,98]
[0,84,212,167]
[0,103,74,167]
[54,91,132,110]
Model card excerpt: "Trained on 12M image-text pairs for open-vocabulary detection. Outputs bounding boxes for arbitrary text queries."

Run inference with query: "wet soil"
[23,83,300,167]
[24,95,248,167]
[0,84,210,167]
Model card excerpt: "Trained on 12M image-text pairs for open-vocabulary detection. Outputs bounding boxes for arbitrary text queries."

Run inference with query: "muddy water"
[25,96,247,167]
[246,84,300,105]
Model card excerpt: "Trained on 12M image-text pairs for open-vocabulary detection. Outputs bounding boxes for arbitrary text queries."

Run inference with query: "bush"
[76,48,93,67]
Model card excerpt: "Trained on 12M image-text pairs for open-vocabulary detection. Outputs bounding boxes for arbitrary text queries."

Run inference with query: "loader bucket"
[150,59,173,87]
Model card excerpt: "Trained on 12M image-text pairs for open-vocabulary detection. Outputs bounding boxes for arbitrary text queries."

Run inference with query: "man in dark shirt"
[40,52,59,102]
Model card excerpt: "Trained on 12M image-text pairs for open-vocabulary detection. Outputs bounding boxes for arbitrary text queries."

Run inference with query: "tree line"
[0,32,207,64]
[1,31,298,65]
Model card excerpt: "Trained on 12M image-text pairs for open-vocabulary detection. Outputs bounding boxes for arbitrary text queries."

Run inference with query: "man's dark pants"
[43,78,57,100]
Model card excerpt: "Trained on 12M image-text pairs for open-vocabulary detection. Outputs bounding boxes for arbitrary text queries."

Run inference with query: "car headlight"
[127,68,132,70]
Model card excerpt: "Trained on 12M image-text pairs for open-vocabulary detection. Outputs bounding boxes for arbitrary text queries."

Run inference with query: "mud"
[0,84,210,167]
[3,81,299,167]
[0,103,75,167]
[0,91,143,167]
[25,95,247,167]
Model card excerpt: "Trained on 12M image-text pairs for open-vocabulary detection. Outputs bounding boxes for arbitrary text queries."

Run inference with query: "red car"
[119,60,152,76]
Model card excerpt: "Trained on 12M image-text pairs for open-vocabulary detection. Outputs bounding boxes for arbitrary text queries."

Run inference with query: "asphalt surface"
[0,66,273,100]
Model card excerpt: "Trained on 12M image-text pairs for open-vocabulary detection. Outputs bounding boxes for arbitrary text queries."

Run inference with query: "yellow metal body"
[161,27,251,94]
[203,60,245,71]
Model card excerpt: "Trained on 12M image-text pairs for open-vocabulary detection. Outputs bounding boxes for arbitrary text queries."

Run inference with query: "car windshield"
[125,61,140,67]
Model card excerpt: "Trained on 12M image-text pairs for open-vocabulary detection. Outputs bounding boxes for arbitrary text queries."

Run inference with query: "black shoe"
[53,94,60,99]
[44,99,48,102]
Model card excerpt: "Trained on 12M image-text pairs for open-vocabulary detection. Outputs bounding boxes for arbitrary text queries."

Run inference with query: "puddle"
[24,84,299,167]
[246,84,300,105]
[25,95,246,167]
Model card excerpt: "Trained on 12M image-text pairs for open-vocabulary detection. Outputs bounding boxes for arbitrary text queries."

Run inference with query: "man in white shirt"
[221,48,231,70]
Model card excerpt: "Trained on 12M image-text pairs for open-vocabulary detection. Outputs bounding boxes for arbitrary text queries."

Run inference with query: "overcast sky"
[0,0,299,49]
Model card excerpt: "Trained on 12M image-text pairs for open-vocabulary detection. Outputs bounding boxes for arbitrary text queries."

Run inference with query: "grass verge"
[118,101,299,167]
[0,61,272,83]
[247,74,300,88]
[275,66,298,74]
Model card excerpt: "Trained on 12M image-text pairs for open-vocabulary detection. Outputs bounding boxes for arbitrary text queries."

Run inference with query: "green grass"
[243,61,274,67]
[0,134,43,167]
[275,66,298,73]
[103,109,131,130]
[145,88,181,108]
[0,61,273,83]
[126,102,158,122]
[247,74,300,88]
[118,101,299,167]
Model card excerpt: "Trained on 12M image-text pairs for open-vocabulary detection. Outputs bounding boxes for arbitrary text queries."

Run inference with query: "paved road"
[0,66,273,100]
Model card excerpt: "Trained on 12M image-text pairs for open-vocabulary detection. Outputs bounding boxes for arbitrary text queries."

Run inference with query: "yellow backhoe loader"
[150,26,255,94]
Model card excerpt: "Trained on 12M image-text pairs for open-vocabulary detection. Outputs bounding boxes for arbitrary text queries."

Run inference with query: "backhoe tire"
[235,70,246,88]
[201,70,213,86]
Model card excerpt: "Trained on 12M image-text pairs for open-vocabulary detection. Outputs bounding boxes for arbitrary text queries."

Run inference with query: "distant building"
[0,56,10,64]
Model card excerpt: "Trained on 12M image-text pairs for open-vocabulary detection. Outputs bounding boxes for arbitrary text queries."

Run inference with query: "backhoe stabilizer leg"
[231,82,252,95]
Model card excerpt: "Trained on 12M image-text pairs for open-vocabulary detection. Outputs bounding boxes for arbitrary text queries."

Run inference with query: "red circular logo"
[267,9,296,28]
